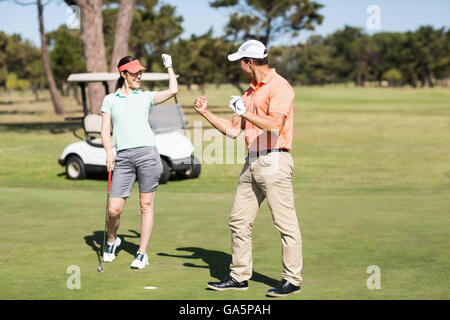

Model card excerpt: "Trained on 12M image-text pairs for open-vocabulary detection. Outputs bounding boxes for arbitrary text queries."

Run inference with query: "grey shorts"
[110,146,163,198]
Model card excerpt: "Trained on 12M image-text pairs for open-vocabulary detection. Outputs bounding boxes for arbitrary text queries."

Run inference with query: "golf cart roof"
[67,72,172,82]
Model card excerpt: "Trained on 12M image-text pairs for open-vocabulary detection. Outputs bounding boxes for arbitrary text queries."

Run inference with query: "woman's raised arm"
[153,54,179,105]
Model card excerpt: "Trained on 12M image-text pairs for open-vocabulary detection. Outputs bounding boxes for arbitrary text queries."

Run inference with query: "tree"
[382,68,403,87]
[208,0,323,91]
[325,26,369,86]
[101,0,182,93]
[103,0,137,92]
[63,0,181,111]
[372,32,407,85]
[414,26,447,87]
[128,0,183,72]
[351,35,378,86]
[65,0,108,114]
[37,0,65,114]
[169,32,245,93]
[47,26,85,95]
[5,0,63,110]
[103,0,183,68]
[268,25,449,88]
[210,0,324,45]
[109,0,136,72]
[6,73,30,92]
[27,58,47,101]
[0,31,8,89]
[271,36,335,86]
[0,31,45,100]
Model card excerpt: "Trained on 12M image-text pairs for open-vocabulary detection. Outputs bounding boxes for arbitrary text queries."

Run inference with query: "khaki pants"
[229,151,303,286]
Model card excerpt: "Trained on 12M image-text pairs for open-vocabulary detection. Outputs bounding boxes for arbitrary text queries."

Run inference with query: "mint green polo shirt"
[101,88,157,151]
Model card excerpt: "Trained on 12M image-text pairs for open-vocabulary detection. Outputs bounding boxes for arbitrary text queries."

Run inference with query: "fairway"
[0,85,449,299]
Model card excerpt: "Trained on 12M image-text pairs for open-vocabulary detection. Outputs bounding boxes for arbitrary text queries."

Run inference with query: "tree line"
[273,25,449,88]
[0,0,448,114]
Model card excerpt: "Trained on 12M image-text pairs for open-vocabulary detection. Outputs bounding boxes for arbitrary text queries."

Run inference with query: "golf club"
[97,170,112,273]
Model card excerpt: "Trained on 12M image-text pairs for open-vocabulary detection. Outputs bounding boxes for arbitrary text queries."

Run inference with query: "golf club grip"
[107,170,112,194]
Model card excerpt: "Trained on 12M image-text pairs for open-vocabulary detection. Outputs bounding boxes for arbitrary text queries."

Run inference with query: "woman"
[100,54,178,269]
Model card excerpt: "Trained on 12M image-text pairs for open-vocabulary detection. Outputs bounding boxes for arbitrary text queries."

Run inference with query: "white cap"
[228,39,268,61]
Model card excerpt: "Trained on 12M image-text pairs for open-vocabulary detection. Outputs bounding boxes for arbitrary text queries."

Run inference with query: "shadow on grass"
[56,170,110,181]
[58,170,187,183]
[56,169,192,186]
[0,121,80,134]
[0,110,45,115]
[158,247,278,287]
[0,97,51,104]
[84,229,142,261]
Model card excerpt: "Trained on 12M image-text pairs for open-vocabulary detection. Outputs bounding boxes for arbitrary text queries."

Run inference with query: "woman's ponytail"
[115,76,125,91]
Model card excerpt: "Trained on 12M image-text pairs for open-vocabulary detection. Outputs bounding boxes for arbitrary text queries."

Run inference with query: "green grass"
[0,85,449,299]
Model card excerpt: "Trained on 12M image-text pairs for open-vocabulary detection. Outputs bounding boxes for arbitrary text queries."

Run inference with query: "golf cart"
[58,72,201,184]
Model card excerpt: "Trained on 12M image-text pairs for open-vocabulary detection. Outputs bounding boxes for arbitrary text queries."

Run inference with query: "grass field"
[0,85,449,300]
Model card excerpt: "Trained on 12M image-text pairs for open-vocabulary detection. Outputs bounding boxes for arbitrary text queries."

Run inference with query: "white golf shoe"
[103,236,121,262]
[130,251,149,269]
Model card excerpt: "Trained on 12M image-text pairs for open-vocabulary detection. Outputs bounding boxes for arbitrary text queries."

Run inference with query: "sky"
[0,0,448,48]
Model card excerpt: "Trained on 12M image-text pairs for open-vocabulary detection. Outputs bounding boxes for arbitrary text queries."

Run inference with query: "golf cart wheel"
[66,155,87,180]
[159,158,171,184]
[177,155,201,179]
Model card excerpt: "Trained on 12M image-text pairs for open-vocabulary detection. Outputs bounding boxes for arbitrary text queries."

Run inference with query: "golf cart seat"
[84,114,103,147]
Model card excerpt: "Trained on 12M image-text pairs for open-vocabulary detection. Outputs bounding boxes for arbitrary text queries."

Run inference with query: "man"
[193,40,303,297]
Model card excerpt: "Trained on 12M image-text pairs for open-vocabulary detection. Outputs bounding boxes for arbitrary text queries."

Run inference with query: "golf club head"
[97,264,104,273]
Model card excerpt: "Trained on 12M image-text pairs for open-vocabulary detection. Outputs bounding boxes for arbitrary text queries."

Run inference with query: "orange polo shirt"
[241,69,295,152]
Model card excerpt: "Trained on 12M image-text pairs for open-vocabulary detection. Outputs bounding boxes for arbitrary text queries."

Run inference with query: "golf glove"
[161,54,172,69]
[228,95,247,116]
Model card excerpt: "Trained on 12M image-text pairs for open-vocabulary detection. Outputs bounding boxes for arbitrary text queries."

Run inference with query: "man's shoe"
[266,279,301,297]
[103,237,121,262]
[207,275,248,291]
[130,251,149,269]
